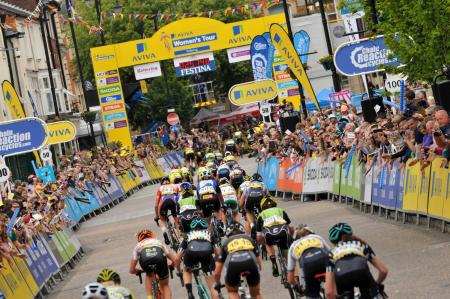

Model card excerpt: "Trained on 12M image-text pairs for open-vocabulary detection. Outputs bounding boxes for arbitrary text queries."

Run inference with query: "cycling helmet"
[190,217,208,230]
[137,229,155,242]
[260,195,277,210]
[293,224,315,240]
[243,175,251,182]
[207,161,217,171]
[232,164,241,170]
[328,222,353,244]
[82,283,109,299]
[225,222,245,237]
[97,268,121,284]
[200,169,211,180]
[161,177,170,185]
[180,182,193,194]
[219,177,229,185]
[224,151,232,157]
[252,173,263,182]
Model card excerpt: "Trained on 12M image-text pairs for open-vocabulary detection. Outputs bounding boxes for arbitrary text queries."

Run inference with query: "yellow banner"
[402,160,420,211]
[140,80,148,94]
[91,14,286,68]
[47,121,77,145]
[269,24,320,111]
[228,79,278,105]
[428,158,447,218]
[91,45,132,149]
[272,53,301,109]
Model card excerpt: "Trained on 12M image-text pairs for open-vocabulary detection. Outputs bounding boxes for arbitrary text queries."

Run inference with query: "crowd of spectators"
[247,89,449,175]
[0,142,166,268]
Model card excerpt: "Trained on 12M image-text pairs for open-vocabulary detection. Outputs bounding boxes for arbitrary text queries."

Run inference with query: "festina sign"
[174,52,216,77]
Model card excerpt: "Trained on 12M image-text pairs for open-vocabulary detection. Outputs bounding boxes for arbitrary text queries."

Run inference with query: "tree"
[338,0,450,82]
[70,0,253,128]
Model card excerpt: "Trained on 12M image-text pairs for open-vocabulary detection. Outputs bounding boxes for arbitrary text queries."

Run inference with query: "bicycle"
[210,212,224,244]
[216,273,251,299]
[337,283,388,299]
[189,263,215,299]
[276,243,298,299]
[155,213,180,251]
[222,203,236,227]
[137,264,175,299]
[250,206,267,261]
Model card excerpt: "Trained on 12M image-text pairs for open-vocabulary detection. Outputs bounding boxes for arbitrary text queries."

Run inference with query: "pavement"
[48,157,450,299]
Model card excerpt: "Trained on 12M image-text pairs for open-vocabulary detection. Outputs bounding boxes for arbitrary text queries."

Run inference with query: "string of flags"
[1,0,281,33]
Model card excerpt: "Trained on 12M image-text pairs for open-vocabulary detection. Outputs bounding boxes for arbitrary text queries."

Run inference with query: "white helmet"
[82,283,109,299]
[224,151,232,157]
[200,169,211,179]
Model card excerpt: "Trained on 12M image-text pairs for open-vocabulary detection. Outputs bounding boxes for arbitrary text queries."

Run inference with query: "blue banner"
[334,36,402,76]
[293,30,311,64]
[250,35,270,80]
[36,165,56,184]
[262,32,275,79]
[400,80,405,111]
[343,145,356,178]
[0,118,47,156]
[265,157,279,191]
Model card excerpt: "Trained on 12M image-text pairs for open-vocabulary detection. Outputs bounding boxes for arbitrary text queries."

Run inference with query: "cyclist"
[177,182,199,235]
[97,269,136,299]
[218,177,240,224]
[229,164,245,190]
[205,152,216,164]
[214,222,263,299]
[206,161,218,178]
[175,217,219,299]
[217,163,231,180]
[168,168,182,184]
[256,195,293,277]
[324,223,389,299]
[196,169,225,225]
[129,229,177,299]
[237,175,252,198]
[214,151,223,164]
[224,138,237,155]
[180,166,193,183]
[223,152,237,169]
[239,173,269,235]
[82,282,109,299]
[184,147,196,168]
[155,177,179,245]
[287,225,331,299]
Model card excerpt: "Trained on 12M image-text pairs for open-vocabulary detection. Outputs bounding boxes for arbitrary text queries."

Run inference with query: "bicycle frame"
[191,264,211,299]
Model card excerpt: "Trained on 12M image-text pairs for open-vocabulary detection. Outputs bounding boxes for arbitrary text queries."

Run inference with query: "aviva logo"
[229,25,251,44]
[136,43,148,53]
[228,79,278,105]
[232,25,243,36]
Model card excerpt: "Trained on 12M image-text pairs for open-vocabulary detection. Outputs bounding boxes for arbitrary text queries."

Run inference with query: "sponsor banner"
[2,80,26,119]
[134,62,162,80]
[302,158,333,194]
[103,112,126,122]
[293,30,311,64]
[95,69,118,77]
[108,14,286,68]
[98,85,121,95]
[173,52,216,77]
[262,32,275,79]
[334,36,402,76]
[364,166,373,204]
[287,89,300,96]
[0,118,48,157]
[270,24,320,111]
[36,165,56,183]
[227,45,251,63]
[275,72,291,81]
[100,94,122,104]
[277,80,298,89]
[250,35,270,80]
[47,121,77,145]
[258,157,279,191]
[228,79,278,106]
[102,103,124,112]
[97,76,119,87]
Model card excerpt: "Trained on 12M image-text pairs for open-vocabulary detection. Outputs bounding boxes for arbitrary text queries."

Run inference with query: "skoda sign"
[0,118,48,157]
[334,36,402,76]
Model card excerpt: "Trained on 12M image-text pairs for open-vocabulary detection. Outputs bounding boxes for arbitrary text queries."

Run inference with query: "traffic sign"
[228,79,278,106]
[385,74,407,93]
[167,113,180,125]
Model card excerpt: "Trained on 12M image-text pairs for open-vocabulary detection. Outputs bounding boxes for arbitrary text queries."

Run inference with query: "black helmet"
[225,222,245,237]
[161,176,170,185]
[252,173,263,182]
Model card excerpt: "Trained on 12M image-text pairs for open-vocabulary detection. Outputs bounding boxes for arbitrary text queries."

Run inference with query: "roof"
[0,0,33,16]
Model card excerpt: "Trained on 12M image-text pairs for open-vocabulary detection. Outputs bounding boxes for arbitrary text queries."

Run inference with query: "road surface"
[48,158,450,299]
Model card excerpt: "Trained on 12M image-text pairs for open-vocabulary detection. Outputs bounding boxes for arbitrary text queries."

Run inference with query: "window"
[41,77,50,89]
[45,93,55,114]
[63,93,70,111]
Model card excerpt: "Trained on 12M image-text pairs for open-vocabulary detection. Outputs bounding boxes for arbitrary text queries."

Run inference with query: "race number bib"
[227,238,254,253]
[293,238,322,258]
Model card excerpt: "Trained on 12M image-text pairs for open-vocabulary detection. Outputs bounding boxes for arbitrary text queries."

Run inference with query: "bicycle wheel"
[152,279,162,299]
[286,284,296,299]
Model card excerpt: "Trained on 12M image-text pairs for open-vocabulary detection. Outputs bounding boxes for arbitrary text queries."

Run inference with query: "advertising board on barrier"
[0,118,48,157]
[302,158,333,194]
[334,36,402,76]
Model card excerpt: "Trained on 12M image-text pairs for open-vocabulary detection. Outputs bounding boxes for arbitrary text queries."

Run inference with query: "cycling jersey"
[330,240,374,264]
[243,181,268,212]
[220,183,238,211]
[196,179,221,200]
[169,169,182,184]
[132,238,167,261]
[256,207,290,231]
[107,286,135,299]
[239,181,251,194]
[156,184,178,204]
[287,234,330,272]
[179,230,215,273]
[178,195,198,214]
[223,155,236,162]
